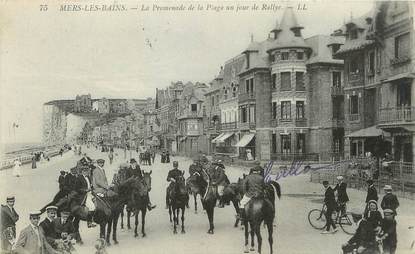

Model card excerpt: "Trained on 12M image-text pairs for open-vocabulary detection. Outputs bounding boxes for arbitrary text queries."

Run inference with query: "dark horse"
[130,171,152,238]
[186,171,207,214]
[168,172,189,234]
[243,180,281,254]
[221,176,246,228]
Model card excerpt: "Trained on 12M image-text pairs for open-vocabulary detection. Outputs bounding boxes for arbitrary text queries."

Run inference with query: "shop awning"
[346,126,385,138]
[234,133,255,147]
[211,133,225,143]
[215,132,234,143]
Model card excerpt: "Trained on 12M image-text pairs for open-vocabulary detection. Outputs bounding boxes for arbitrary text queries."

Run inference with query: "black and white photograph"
[1,0,414,253]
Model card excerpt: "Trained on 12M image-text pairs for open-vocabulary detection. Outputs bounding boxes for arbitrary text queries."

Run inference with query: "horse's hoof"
[106,242,111,247]
[207,229,214,234]
[181,229,186,234]
[113,240,119,245]
[244,246,249,253]
[127,226,131,230]
[250,247,255,251]
[134,234,138,238]
[142,233,146,237]
[173,231,177,234]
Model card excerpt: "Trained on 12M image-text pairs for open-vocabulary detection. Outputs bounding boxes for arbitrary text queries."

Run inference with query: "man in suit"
[365,179,378,213]
[77,167,96,228]
[1,196,19,252]
[39,206,58,247]
[92,159,109,197]
[322,181,338,234]
[333,176,349,215]
[381,185,399,215]
[14,211,58,254]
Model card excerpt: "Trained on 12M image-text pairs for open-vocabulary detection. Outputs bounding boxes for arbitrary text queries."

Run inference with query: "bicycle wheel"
[339,212,358,235]
[308,209,326,230]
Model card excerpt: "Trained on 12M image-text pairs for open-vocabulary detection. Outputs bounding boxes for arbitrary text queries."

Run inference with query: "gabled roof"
[267,7,309,52]
[306,35,344,65]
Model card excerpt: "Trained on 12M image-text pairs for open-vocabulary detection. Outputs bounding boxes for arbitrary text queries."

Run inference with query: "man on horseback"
[92,159,110,198]
[238,165,269,221]
[204,159,228,208]
[166,161,188,209]
[77,166,97,228]
[127,159,156,211]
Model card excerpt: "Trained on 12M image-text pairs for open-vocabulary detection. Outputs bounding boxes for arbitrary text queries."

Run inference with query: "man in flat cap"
[14,211,58,254]
[1,196,19,252]
[92,159,109,197]
[381,185,399,215]
[39,206,58,246]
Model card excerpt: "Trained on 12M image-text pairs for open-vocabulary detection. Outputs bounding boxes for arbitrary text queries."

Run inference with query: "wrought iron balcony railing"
[379,106,415,124]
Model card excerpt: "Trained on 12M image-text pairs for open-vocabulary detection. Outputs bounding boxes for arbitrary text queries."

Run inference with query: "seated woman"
[364,200,383,233]
[341,216,377,254]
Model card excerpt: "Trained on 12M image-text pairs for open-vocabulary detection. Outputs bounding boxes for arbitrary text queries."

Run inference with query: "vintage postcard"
[0,0,414,253]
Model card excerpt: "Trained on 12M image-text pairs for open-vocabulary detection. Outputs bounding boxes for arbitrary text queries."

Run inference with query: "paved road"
[1,148,414,254]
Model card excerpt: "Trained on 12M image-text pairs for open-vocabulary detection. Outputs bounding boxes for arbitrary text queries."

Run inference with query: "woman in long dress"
[31,154,37,169]
[12,158,22,177]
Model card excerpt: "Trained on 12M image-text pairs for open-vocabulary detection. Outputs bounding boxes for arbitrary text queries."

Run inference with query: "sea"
[0,142,45,160]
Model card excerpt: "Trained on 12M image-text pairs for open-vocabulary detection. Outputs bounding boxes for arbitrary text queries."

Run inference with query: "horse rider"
[91,159,110,198]
[76,166,97,228]
[0,196,19,253]
[204,159,228,208]
[166,161,186,209]
[78,153,93,168]
[127,159,156,211]
[189,157,203,177]
[238,166,267,221]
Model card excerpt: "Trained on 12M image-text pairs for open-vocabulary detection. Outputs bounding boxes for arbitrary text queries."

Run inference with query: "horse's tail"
[269,181,281,199]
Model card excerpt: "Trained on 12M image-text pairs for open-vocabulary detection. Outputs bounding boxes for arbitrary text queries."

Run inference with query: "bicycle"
[308,204,359,235]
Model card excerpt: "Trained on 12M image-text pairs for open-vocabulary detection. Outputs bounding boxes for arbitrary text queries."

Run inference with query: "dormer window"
[292,28,301,37]
[269,53,275,62]
[297,52,304,60]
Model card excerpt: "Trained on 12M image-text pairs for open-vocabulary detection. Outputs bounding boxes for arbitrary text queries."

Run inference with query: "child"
[378,209,397,254]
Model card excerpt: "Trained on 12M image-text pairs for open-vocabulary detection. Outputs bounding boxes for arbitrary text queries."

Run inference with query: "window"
[397,82,411,107]
[241,107,247,123]
[350,95,359,115]
[295,72,305,91]
[349,58,359,73]
[297,133,306,154]
[281,134,291,154]
[332,44,340,54]
[191,104,197,112]
[296,101,305,119]
[249,105,255,122]
[224,89,228,100]
[250,78,254,93]
[281,101,291,120]
[368,51,375,74]
[293,28,301,37]
[246,79,250,93]
[272,102,277,119]
[272,74,277,89]
[246,53,250,69]
[395,33,410,59]
[297,52,304,60]
[281,52,289,60]
[272,134,277,153]
[350,29,358,40]
[281,72,291,91]
[232,85,237,98]
[270,54,275,62]
[332,72,341,87]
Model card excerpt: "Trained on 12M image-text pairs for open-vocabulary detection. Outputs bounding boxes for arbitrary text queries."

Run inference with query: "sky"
[0,0,375,144]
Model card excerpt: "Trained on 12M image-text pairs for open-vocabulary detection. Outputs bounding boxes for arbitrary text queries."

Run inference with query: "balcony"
[390,56,411,66]
[238,122,256,130]
[270,153,320,161]
[331,118,345,128]
[378,107,415,124]
[348,114,360,122]
[177,111,204,119]
[221,122,237,130]
[238,93,255,103]
[331,86,344,96]
[295,118,307,127]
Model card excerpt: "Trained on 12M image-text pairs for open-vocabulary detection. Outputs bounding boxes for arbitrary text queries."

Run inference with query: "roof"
[306,35,344,65]
[267,7,309,52]
[346,126,386,138]
[334,39,374,56]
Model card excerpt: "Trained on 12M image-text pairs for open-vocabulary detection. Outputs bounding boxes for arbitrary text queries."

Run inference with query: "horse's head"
[143,170,152,192]
[176,171,187,196]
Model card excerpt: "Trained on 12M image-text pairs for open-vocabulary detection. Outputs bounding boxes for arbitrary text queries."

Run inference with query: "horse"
[130,170,153,238]
[221,177,246,228]
[202,172,219,234]
[168,172,189,234]
[186,171,207,214]
[243,180,281,254]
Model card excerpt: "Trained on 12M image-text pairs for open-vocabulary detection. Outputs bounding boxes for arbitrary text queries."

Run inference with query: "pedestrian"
[14,211,58,254]
[166,150,170,163]
[333,175,349,215]
[0,196,19,253]
[12,158,22,177]
[378,209,397,254]
[381,185,399,215]
[108,151,114,165]
[31,154,37,169]
[39,206,58,247]
[321,180,338,234]
[364,200,382,231]
[365,179,378,213]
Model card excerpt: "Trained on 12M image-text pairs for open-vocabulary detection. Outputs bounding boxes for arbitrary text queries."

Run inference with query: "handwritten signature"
[264,160,354,182]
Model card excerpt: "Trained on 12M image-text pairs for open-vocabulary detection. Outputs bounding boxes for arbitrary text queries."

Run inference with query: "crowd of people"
[321,175,400,254]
